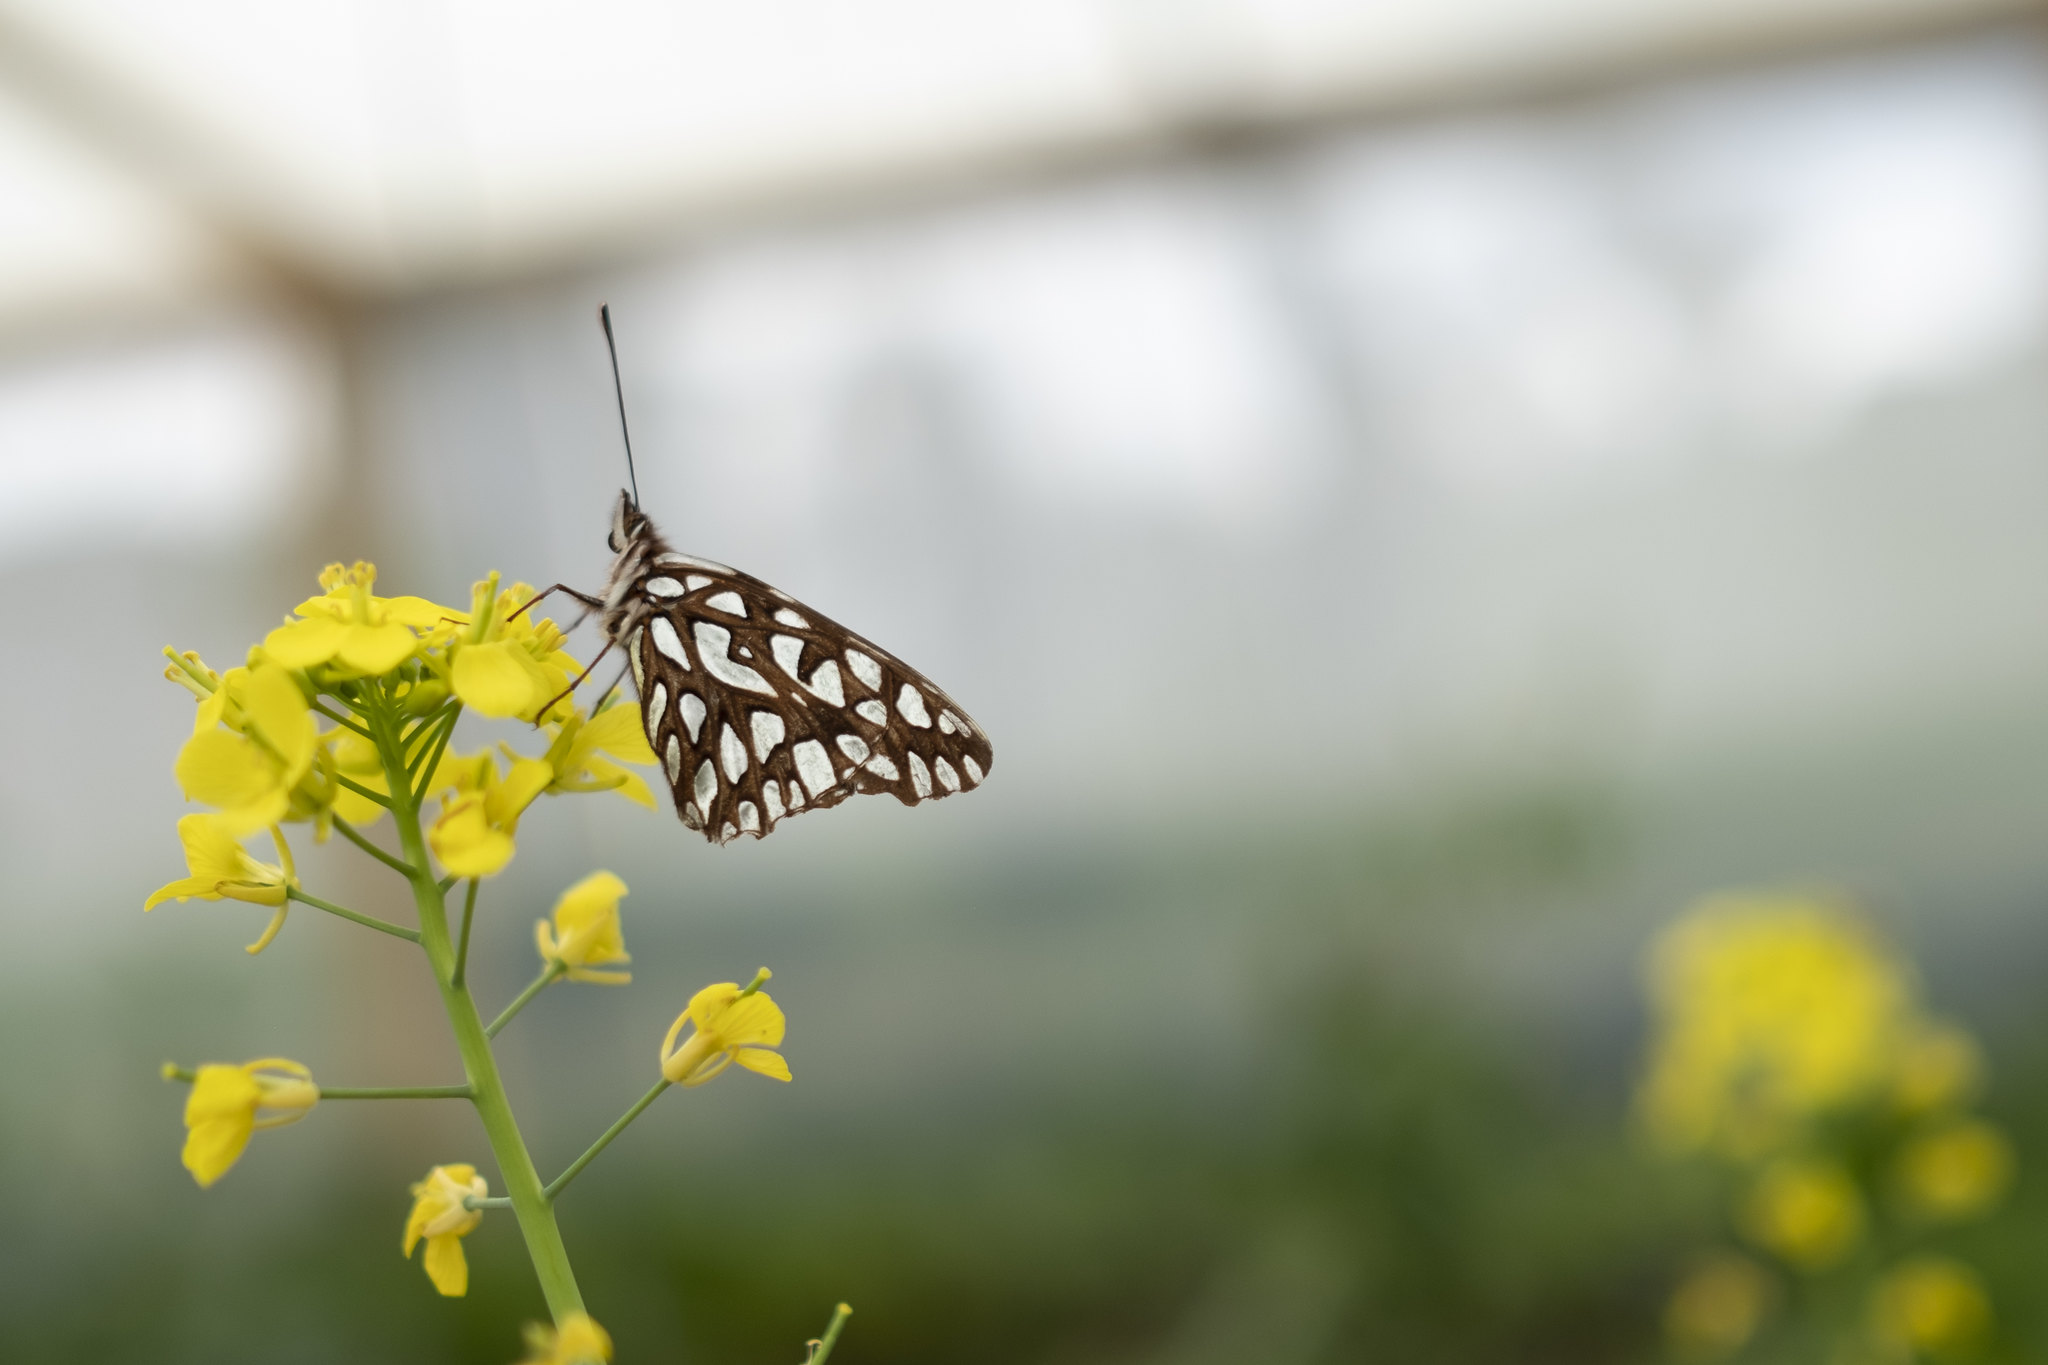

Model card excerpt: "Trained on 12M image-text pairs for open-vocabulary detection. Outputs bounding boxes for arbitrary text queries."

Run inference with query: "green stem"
[332,817,417,877]
[544,1077,670,1203]
[366,698,584,1321]
[486,963,565,1039]
[411,709,460,805]
[310,700,372,739]
[452,879,479,988]
[319,1085,473,1099]
[286,888,419,942]
[332,773,393,809]
[810,1303,854,1365]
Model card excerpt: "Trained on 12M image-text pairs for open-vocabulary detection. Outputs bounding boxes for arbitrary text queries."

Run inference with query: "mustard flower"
[1895,1119,2013,1221]
[1664,1255,1771,1356]
[403,1163,488,1296]
[536,699,658,808]
[145,815,298,953]
[173,1058,318,1187]
[1869,1257,1992,1354]
[660,978,792,1086]
[1893,1020,1982,1114]
[321,727,390,829]
[428,751,553,878]
[173,661,317,833]
[444,574,583,722]
[263,561,453,677]
[519,1313,614,1365]
[536,871,631,984]
[1742,1157,1865,1270]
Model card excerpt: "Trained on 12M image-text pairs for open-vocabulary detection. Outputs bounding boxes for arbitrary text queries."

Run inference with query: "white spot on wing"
[773,608,810,629]
[680,692,706,743]
[681,801,703,829]
[763,780,785,823]
[694,622,776,695]
[938,711,958,735]
[836,734,870,763]
[806,659,845,707]
[707,590,746,616]
[845,649,882,691]
[751,710,786,760]
[787,780,805,809]
[896,686,931,728]
[646,682,668,745]
[935,757,961,792]
[963,756,984,785]
[645,577,685,598]
[864,755,900,781]
[694,759,718,814]
[770,634,806,681]
[628,628,645,689]
[684,575,713,593]
[720,822,738,842]
[908,751,932,798]
[738,802,761,834]
[794,740,834,797]
[664,735,681,785]
[855,699,888,726]
[650,617,690,669]
[719,723,748,781]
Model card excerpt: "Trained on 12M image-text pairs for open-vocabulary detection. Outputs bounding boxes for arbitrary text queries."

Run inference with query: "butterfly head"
[608,489,651,554]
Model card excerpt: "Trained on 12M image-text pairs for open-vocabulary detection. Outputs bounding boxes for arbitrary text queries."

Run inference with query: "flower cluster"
[151,562,816,1365]
[1640,892,2012,1360]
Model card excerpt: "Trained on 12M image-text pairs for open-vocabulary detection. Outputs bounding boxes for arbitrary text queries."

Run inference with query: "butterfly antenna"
[599,303,640,507]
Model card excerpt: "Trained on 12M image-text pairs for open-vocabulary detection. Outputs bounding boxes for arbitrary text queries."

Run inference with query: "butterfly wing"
[624,553,992,844]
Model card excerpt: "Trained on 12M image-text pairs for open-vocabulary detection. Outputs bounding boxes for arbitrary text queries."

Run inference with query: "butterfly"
[522,309,993,845]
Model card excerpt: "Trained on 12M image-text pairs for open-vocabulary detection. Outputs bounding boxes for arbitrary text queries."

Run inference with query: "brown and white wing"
[624,553,992,844]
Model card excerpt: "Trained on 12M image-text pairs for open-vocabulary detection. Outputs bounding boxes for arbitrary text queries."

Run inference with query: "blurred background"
[2,1,2047,1361]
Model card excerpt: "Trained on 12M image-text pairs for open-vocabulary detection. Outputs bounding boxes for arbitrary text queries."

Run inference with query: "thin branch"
[465,1195,515,1210]
[808,1304,854,1365]
[411,711,460,806]
[286,887,420,943]
[544,1077,670,1202]
[332,773,392,810]
[310,700,373,739]
[406,706,458,780]
[160,1066,465,1099]
[452,878,479,988]
[332,817,416,877]
[485,962,565,1039]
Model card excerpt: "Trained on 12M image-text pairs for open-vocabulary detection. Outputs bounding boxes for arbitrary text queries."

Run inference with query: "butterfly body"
[595,491,992,844]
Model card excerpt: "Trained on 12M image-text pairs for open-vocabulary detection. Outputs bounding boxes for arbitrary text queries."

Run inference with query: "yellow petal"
[241,664,316,774]
[182,1065,259,1186]
[423,1234,469,1296]
[580,702,657,764]
[144,875,218,910]
[733,1048,792,1082]
[489,758,555,825]
[337,621,418,674]
[583,758,655,810]
[712,991,786,1050]
[430,797,515,878]
[453,640,545,718]
[175,731,279,811]
[174,813,251,883]
[384,595,462,629]
[262,616,347,667]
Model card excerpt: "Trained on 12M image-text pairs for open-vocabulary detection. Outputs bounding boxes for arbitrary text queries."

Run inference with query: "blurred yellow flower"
[321,728,390,828]
[1742,1157,1865,1270]
[1639,893,1912,1157]
[403,1163,487,1296]
[428,752,553,878]
[174,1058,318,1188]
[1665,1254,1771,1356]
[444,574,584,722]
[1894,1021,1982,1115]
[1895,1119,2013,1222]
[173,662,317,833]
[660,979,792,1087]
[536,871,631,984]
[519,1313,614,1365]
[1869,1257,1991,1355]
[263,561,452,677]
[145,816,298,953]
[537,700,657,809]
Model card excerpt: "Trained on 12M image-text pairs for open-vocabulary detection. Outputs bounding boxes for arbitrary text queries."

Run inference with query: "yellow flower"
[1895,1119,2013,1221]
[519,1313,614,1365]
[263,561,452,677]
[1742,1157,1865,1270]
[445,575,583,722]
[1665,1255,1771,1356]
[1894,1021,1982,1114]
[427,751,553,878]
[536,871,631,984]
[322,727,390,828]
[173,662,317,832]
[403,1163,487,1296]
[1869,1257,1991,1354]
[1638,893,1913,1157]
[173,1058,318,1187]
[537,699,657,809]
[145,816,298,953]
[660,978,792,1087]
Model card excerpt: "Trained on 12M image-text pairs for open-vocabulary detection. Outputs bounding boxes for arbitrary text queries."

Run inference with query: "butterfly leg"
[508,584,605,622]
[532,637,617,723]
